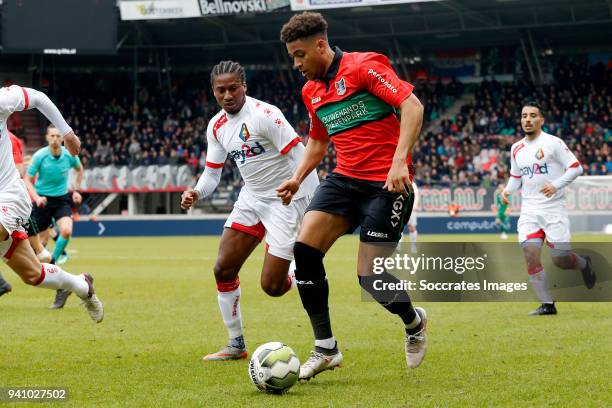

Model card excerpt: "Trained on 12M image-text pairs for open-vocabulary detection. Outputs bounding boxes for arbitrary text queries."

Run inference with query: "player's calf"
[358,274,422,329]
[293,242,334,343]
[522,243,543,269]
[4,238,103,323]
[550,248,595,289]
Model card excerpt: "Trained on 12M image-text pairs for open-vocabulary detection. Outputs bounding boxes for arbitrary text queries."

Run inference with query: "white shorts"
[0,180,32,259]
[224,188,311,261]
[517,209,571,250]
[0,180,32,235]
[408,212,417,227]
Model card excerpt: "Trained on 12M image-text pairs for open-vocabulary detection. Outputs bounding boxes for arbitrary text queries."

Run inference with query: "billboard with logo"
[119,0,202,20]
[290,0,438,11]
[199,0,289,15]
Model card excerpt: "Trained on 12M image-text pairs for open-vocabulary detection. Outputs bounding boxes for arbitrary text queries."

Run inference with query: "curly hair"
[280,12,328,43]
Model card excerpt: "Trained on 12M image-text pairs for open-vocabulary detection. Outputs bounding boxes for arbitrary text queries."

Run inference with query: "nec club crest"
[535,147,544,160]
[335,77,347,96]
[239,123,251,142]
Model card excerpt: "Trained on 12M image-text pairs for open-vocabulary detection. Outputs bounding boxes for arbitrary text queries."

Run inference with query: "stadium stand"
[7,59,610,199]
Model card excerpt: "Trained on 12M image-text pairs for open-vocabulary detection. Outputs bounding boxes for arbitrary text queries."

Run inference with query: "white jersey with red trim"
[0,86,28,191]
[206,96,318,200]
[509,131,580,212]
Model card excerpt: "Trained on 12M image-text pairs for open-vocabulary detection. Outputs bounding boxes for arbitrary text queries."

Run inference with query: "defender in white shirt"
[0,85,103,322]
[181,61,318,361]
[502,102,595,315]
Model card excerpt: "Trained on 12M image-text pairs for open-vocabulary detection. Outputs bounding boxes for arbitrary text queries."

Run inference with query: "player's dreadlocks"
[280,12,328,43]
[210,60,246,87]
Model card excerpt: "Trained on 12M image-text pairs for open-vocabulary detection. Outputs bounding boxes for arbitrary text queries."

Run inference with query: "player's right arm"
[181,126,227,210]
[1,85,81,155]
[501,143,523,204]
[276,97,329,205]
[24,151,46,207]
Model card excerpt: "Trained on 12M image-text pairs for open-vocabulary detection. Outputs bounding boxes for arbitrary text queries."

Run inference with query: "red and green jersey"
[302,48,414,182]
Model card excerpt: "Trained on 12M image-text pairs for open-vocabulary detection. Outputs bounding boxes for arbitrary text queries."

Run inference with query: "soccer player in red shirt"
[9,131,24,177]
[278,12,427,380]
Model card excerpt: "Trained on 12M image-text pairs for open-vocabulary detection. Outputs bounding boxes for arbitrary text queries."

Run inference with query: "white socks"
[405,312,422,330]
[217,279,243,339]
[288,260,297,290]
[528,264,553,304]
[571,253,587,270]
[315,337,336,350]
[35,263,89,298]
[409,230,417,252]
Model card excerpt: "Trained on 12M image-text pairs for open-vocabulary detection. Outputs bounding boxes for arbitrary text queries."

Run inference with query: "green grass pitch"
[0,234,610,407]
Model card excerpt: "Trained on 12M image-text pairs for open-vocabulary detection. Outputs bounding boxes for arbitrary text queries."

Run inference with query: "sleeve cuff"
[205,161,224,169]
[280,137,301,155]
[20,87,30,110]
[394,84,414,108]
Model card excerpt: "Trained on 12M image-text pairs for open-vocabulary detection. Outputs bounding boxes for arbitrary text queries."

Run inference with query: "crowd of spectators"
[413,58,611,187]
[26,57,611,192]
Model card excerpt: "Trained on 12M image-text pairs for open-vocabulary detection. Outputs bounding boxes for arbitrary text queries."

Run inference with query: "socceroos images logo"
[239,123,251,142]
[335,77,347,96]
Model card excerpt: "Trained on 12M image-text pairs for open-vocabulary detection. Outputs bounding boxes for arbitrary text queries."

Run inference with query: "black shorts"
[27,194,73,236]
[305,172,414,243]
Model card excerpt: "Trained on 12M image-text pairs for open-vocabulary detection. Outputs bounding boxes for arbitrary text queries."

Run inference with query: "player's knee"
[261,280,285,297]
[213,262,238,282]
[550,257,562,268]
[59,229,72,239]
[293,242,325,281]
[551,255,571,268]
[21,271,41,286]
[525,257,540,269]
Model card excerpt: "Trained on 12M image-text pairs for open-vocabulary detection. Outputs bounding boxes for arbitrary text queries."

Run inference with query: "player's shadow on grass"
[247,378,348,397]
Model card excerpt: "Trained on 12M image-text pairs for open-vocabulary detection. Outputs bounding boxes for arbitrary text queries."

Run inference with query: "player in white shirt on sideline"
[0,85,103,322]
[502,101,595,315]
[181,61,319,360]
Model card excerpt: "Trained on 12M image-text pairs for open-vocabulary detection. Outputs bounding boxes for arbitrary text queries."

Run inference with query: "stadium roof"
[118,0,612,65]
[1,0,610,73]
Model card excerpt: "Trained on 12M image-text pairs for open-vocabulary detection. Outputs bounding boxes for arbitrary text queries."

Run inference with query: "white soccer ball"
[248,342,300,393]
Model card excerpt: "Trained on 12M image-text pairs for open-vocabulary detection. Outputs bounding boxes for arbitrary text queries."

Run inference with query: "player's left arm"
[358,55,423,195]
[386,94,424,195]
[540,139,583,197]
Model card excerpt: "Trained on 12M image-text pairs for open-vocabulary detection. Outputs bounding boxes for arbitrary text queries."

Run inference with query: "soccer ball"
[248,342,300,393]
